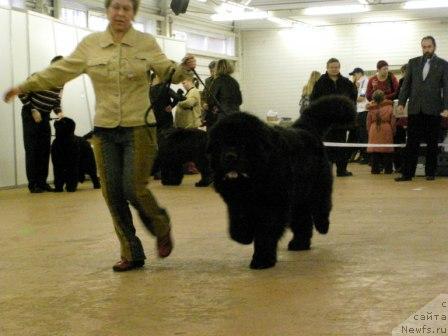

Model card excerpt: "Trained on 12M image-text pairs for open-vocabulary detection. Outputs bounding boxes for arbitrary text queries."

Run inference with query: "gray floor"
[1,165,447,336]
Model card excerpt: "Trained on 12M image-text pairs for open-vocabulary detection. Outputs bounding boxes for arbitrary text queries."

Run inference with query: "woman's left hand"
[182,54,196,71]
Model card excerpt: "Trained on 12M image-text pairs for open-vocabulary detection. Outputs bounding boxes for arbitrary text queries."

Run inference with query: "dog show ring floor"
[1,165,448,336]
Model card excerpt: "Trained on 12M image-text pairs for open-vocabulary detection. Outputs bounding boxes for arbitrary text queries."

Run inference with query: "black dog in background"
[208,95,355,269]
[51,117,100,192]
[157,128,213,187]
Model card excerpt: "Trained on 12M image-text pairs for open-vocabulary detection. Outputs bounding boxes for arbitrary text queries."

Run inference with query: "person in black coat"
[148,72,185,178]
[310,58,357,177]
[395,36,448,181]
[206,59,242,129]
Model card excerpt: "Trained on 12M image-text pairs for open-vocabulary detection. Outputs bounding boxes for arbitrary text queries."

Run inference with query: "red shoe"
[157,230,173,258]
[112,258,145,272]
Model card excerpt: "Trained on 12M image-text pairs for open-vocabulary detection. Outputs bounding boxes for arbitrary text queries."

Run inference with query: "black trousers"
[22,107,51,190]
[393,125,407,171]
[402,113,441,178]
[350,111,368,158]
[325,128,351,174]
[371,153,393,174]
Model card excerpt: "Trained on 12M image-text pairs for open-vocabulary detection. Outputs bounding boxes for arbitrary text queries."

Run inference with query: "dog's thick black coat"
[157,128,213,187]
[208,95,356,269]
[51,118,100,192]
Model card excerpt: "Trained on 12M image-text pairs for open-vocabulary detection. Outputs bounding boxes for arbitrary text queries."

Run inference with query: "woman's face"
[107,0,135,33]
[182,80,192,90]
[378,66,389,77]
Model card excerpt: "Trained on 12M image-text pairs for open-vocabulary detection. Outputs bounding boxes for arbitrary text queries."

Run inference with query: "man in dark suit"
[311,58,358,177]
[395,36,448,181]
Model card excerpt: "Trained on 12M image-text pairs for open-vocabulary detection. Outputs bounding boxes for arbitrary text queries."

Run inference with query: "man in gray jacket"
[395,36,448,181]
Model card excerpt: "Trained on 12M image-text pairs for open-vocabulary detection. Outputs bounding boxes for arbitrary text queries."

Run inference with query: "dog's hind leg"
[288,206,313,251]
[194,156,213,187]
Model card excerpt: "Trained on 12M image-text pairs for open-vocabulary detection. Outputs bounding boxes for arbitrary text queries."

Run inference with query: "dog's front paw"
[195,179,213,187]
[250,256,276,270]
[288,239,311,251]
[314,218,330,234]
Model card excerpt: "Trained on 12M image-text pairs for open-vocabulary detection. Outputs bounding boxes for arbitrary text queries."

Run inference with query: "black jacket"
[207,74,243,118]
[398,55,448,116]
[310,73,357,104]
[149,84,184,130]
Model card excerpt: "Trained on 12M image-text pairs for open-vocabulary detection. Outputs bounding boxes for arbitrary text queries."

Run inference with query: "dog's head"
[207,113,276,182]
[54,117,76,138]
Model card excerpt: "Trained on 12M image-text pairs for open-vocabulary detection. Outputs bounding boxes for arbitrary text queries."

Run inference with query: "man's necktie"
[423,59,430,80]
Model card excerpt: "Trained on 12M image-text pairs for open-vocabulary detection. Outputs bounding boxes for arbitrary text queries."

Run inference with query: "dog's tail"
[293,95,356,137]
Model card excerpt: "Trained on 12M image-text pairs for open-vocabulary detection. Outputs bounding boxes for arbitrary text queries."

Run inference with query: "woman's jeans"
[93,126,170,261]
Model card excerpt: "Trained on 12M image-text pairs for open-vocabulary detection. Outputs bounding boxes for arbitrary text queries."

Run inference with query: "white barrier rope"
[323,142,448,148]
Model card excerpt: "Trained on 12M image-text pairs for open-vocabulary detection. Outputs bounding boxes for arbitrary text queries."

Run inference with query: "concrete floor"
[1,165,448,336]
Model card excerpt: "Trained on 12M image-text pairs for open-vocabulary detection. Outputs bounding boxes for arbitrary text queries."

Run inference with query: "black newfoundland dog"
[51,117,100,192]
[208,95,355,269]
[157,128,213,187]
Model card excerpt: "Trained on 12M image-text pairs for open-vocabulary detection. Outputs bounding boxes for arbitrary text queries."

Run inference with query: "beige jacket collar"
[99,25,138,48]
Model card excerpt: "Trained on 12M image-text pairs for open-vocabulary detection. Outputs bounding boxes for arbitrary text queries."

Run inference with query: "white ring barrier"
[323,142,448,148]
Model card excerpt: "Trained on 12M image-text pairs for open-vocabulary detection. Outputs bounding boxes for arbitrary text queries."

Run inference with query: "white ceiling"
[185,0,448,29]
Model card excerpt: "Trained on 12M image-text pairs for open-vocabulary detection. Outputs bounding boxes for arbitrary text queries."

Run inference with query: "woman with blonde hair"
[300,71,321,113]
[206,59,242,127]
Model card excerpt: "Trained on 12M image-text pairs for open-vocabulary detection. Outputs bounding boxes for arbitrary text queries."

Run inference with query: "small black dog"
[156,128,213,187]
[208,95,355,269]
[51,117,100,192]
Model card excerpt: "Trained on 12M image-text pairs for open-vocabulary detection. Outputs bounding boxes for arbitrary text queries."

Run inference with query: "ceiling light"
[358,0,369,4]
[403,0,448,9]
[303,4,369,16]
[212,1,269,21]
[211,11,269,21]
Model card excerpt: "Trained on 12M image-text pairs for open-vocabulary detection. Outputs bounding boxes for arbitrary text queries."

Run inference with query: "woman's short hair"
[215,59,234,77]
[105,0,140,14]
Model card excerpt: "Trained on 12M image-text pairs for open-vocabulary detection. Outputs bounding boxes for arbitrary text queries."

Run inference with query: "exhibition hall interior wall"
[0,8,186,188]
[240,21,448,120]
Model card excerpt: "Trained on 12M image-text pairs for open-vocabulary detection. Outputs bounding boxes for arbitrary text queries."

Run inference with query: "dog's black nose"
[223,152,238,165]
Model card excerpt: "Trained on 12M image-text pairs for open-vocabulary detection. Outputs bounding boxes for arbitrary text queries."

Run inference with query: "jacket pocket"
[127,54,149,80]
[86,58,109,79]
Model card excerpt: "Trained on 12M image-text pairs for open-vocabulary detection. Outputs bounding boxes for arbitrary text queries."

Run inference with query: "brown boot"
[157,229,174,258]
[112,258,145,272]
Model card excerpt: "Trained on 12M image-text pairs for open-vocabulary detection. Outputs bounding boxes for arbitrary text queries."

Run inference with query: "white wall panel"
[0,8,15,187]
[241,21,448,120]
[28,12,56,72]
[54,22,92,135]
[162,38,186,63]
[11,10,29,186]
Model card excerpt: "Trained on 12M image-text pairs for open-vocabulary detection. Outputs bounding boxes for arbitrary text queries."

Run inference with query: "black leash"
[192,69,223,113]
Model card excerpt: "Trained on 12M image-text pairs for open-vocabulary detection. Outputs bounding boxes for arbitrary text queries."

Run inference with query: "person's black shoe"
[426,176,435,181]
[30,186,44,193]
[337,171,353,177]
[395,176,412,182]
[39,184,55,192]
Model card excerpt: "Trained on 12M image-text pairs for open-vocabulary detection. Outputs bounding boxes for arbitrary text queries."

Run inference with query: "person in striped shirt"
[19,55,64,193]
